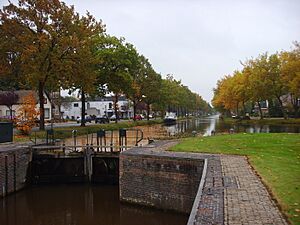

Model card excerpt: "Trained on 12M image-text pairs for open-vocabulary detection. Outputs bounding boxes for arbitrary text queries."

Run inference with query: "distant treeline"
[212,42,300,118]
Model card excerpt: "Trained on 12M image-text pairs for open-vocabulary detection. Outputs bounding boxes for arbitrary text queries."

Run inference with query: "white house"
[0,90,52,120]
[61,95,133,119]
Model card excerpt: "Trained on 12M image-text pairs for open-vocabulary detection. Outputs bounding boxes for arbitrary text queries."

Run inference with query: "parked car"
[109,114,119,121]
[76,115,92,123]
[95,115,110,124]
[134,114,143,120]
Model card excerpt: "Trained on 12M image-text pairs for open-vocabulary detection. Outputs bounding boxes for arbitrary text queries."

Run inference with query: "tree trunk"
[9,106,13,121]
[38,81,45,130]
[114,94,119,123]
[133,99,137,121]
[257,101,263,119]
[161,110,164,119]
[242,101,246,116]
[236,102,239,116]
[276,96,287,119]
[295,108,300,118]
[81,89,86,127]
[146,102,150,121]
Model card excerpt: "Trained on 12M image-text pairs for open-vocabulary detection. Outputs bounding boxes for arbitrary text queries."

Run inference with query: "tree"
[281,43,300,118]
[96,36,138,123]
[0,91,19,120]
[0,0,103,130]
[16,92,39,135]
[212,44,299,119]
[139,61,162,120]
[212,75,236,114]
[62,13,105,126]
[265,53,288,118]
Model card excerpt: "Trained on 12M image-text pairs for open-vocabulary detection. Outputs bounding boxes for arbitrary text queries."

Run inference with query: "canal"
[0,185,188,225]
[140,115,300,138]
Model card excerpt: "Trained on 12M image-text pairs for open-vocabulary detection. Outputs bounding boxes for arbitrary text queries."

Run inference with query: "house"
[0,90,52,120]
[61,95,133,120]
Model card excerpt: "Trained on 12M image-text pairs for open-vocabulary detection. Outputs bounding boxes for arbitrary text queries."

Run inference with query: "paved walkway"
[221,155,287,225]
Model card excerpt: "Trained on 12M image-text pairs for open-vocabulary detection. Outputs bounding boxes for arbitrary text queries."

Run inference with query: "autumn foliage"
[212,42,300,118]
[16,93,39,135]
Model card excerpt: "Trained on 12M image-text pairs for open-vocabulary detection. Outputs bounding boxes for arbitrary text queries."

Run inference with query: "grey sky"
[1,0,300,102]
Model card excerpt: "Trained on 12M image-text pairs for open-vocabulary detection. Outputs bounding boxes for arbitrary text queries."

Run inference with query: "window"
[45,108,50,119]
[74,103,79,107]
[6,110,15,116]
[109,103,112,109]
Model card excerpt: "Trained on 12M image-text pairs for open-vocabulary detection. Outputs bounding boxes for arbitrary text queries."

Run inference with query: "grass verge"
[170,133,300,225]
[224,118,300,125]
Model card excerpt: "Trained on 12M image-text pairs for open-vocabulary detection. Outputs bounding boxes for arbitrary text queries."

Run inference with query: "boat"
[164,112,177,125]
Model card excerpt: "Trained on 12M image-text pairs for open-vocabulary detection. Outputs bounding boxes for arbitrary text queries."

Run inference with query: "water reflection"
[0,185,187,225]
[153,116,300,137]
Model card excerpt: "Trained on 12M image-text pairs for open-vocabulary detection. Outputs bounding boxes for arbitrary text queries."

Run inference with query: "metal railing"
[31,128,144,153]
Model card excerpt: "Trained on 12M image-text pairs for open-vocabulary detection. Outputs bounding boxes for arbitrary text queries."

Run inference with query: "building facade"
[0,90,52,120]
[61,96,133,119]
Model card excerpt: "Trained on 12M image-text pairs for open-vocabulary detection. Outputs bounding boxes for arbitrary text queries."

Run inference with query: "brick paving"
[221,155,287,225]
[134,141,288,225]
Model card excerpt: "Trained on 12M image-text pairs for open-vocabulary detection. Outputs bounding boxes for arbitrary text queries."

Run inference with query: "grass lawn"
[170,133,300,225]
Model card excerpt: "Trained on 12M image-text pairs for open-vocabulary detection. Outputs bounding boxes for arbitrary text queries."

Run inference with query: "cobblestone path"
[221,155,287,225]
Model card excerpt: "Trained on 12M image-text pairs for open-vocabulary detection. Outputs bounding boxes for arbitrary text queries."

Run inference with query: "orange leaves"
[16,92,39,135]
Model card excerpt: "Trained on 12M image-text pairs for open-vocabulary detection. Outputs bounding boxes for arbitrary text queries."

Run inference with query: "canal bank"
[119,141,224,224]
[0,143,32,197]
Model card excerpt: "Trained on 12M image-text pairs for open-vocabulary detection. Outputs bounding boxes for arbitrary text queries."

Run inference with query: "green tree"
[96,36,138,122]
[62,14,105,126]
[265,53,288,118]
[139,61,162,120]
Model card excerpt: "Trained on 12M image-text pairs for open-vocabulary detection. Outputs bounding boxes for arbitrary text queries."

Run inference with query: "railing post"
[97,130,106,153]
[72,130,77,152]
[110,131,113,152]
[119,129,127,152]
[84,145,93,183]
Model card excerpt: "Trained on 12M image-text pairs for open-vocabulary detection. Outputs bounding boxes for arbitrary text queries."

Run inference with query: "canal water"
[0,185,188,225]
[62,116,300,149]
[143,115,300,138]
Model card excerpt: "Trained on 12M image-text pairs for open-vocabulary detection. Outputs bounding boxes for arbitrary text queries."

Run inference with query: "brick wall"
[120,150,204,214]
[0,146,31,197]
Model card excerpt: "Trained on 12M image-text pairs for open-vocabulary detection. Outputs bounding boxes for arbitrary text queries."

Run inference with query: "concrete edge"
[120,151,206,162]
[187,158,208,225]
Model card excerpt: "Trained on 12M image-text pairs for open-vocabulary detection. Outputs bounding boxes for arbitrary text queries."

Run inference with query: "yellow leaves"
[212,74,245,111]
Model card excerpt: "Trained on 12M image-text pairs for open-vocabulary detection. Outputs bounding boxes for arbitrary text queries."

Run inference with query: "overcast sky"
[1,0,299,102]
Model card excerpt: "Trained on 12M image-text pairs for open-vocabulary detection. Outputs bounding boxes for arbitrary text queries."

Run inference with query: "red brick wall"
[0,147,31,197]
[120,153,204,213]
